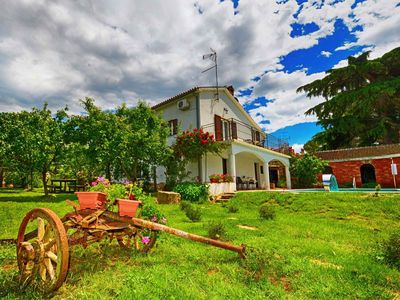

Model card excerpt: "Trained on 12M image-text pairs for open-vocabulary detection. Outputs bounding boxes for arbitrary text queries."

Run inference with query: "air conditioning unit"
[177,99,190,110]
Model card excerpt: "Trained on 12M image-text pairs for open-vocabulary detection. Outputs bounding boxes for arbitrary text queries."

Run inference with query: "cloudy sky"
[0,0,399,149]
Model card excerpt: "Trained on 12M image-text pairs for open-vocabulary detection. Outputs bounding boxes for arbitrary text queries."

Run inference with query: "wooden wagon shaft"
[101,211,246,258]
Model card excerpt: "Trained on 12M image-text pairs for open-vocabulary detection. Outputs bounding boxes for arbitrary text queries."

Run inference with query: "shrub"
[173,182,209,202]
[277,180,286,188]
[141,203,167,224]
[207,221,227,240]
[259,204,275,220]
[184,205,202,222]
[179,201,191,211]
[290,153,328,188]
[382,232,400,269]
[227,204,239,213]
[361,182,378,188]
[340,181,353,188]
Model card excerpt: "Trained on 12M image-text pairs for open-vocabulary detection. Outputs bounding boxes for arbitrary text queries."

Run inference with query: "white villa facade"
[153,86,291,191]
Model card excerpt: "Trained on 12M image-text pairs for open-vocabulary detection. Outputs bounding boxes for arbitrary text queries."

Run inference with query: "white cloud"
[321,51,332,57]
[0,0,398,135]
[291,143,304,153]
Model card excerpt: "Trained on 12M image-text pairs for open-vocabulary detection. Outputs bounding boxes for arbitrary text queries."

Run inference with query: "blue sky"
[0,0,399,151]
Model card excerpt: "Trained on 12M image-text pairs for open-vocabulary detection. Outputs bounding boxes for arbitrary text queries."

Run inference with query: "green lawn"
[1,189,399,299]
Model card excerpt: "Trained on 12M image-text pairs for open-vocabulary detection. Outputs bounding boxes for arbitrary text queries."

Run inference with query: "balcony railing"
[201,118,290,154]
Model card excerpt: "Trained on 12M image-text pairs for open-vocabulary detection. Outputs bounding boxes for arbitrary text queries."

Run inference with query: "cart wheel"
[16,208,69,293]
[133,229,158,253]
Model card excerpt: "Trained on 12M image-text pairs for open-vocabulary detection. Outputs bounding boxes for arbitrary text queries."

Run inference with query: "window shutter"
[172,119,178,135]
[214,115,223,141]
[231,121,237,139]
[255,131,260,142]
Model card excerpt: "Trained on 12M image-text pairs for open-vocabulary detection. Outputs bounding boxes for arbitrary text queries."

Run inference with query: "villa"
[153,86,292,191]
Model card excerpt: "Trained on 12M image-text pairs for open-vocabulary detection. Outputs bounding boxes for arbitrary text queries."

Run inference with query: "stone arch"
[360,164,376,184]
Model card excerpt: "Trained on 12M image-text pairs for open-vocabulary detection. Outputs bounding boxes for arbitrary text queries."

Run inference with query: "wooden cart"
[16,201,246,292]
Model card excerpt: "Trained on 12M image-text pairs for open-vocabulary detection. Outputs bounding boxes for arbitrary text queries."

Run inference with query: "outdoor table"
[50,179,78,193]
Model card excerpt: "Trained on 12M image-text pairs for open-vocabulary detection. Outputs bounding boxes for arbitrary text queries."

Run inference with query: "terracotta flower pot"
[75,192,107,209]
[117,199,141,217]
[210,178,219,183]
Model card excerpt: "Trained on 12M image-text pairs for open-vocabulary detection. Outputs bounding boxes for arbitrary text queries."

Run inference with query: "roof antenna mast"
[202,48,219,101]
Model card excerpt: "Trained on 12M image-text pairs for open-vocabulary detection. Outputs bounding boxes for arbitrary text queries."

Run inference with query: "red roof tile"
[315,144,400,161]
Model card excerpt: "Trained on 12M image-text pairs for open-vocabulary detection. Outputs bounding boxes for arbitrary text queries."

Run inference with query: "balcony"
[201,118,290,154]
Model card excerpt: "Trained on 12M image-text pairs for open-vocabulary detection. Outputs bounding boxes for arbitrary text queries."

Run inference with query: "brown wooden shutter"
[214,115,223,141]
[255,131,260,142]
[172,119,178,135]
[231,121,237,139]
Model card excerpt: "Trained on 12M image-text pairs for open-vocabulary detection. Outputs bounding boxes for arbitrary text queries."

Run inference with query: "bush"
[382,232,400,269]
[361,182,378,188]
[207,221,227,240]
[179,201,191,211]
[259,204,275,220]
[173,182,209,202]
[184,204,202,222]
[340,181,353,188]
[227,204,239,213]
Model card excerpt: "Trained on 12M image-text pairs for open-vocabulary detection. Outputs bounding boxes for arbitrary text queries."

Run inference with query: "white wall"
[156,94,198,146]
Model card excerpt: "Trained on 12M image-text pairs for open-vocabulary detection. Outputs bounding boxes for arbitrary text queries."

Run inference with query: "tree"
[298,47,400,150]
[116,102,170,182]
[290,153,327,188]
[0,104,67,195]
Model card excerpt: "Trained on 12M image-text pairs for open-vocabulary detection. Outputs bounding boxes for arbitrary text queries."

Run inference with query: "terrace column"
[263,162,270,190]
[285,165,292,189]
[229,153,237,191]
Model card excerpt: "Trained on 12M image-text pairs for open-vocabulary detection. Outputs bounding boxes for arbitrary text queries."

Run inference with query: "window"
[260,165,264,174]
[168,119,178,136]
[222,119,230,140]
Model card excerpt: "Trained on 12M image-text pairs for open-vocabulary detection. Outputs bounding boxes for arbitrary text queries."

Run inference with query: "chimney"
[226,85,234,96]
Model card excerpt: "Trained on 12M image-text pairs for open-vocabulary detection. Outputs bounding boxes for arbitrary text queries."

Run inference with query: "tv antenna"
[202,48,219,101]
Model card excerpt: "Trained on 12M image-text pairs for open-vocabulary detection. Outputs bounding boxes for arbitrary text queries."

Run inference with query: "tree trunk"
[29,168,34,191]
[152,166,157,191]
[42,168,48,196]
[106,163,112,182]
[0,167,3,186]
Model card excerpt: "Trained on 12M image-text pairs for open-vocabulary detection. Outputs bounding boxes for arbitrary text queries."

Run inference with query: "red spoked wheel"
[16,208,69,293]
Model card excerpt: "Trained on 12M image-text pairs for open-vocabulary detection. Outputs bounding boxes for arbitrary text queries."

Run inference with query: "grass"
[0,188,400,299]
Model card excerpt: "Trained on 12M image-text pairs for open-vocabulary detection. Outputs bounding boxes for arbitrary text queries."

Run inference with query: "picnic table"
[49,179,86,193]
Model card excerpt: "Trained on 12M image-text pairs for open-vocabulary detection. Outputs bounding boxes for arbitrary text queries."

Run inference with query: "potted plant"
[75,176,108,209]
[209,174,222,183]
[116,183,142,217]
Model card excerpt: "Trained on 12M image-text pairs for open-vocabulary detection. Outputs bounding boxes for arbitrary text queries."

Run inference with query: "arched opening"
[268,159,288,188]
[360,164,376,184]
[323,166,333,174]
[235,151,264,190]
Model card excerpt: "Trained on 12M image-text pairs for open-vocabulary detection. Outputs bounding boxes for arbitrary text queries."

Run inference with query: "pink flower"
[151,215,158,222]
[91,181,97,186]
[142,236,151,244]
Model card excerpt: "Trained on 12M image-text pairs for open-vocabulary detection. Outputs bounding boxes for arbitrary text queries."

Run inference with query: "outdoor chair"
[236,176,245,190]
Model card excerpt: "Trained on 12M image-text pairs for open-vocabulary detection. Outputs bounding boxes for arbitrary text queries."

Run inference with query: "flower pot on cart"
[117,199,142,217]
[75,192,107,209]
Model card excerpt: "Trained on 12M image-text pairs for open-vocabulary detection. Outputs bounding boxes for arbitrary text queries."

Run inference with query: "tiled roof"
[315,144,400,161]
[152,86,230,110]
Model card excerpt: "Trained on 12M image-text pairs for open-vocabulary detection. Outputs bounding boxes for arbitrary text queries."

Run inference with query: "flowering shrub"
[90,176,110,193]
[141,203,167,224]
[174,128,224,161]
[209,174,234,183]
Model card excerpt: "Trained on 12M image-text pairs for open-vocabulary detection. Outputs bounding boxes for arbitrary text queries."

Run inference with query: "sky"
[0,0,399,149]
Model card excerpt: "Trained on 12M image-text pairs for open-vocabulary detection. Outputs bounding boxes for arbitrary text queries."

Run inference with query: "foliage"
[298,47,400,149]
[173,182,209,202]
[361,182,378,188]
[227,204,239,213]
[174,128,225,161]
[382,232,400,270]
[0,104,67,195]
[259,204,276,220]
[183,203,202,222]
[141,203,167,224]
[277,180,287,188]
[105,184,127,202]
[290,153,328,188]
[207,221,227,240]
[162,150,190,191]
[209,173,234,182]
[179,201,191,211]
[340,181,354,188]
[375,184,381,197]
